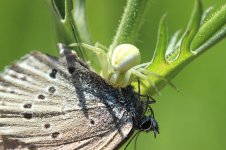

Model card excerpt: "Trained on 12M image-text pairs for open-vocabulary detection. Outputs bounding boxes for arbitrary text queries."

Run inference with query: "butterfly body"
[0,44,158,149]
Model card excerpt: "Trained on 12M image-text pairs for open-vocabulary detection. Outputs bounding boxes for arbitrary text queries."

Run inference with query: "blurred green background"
[0,0,225,150]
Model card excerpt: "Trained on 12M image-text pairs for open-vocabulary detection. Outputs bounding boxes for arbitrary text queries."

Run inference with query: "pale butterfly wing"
[0,47,135,150]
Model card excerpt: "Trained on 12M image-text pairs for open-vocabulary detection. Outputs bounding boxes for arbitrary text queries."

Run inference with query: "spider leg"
[130,69,161,95]
[70,43,106,55]
[70,43,110,79]
[138,68,179,92]
[124,70,133,86]
[109,70,133,88]
[137,88,156,104]
[132,61,179,92]
[147,105,155,118]
[132,62,150,70]
[95,42,109,52]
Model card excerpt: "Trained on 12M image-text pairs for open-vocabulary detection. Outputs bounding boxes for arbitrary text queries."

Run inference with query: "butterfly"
[0,43,159,150]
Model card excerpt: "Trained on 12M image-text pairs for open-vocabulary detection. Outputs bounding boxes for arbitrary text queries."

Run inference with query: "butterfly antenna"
[124,131,141,150]
[139,94,156,105]
[134,131,141,150]
[148,105,155,118]
[147,96,156,104]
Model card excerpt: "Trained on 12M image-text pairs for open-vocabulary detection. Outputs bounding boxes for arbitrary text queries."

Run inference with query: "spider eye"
[111,44,141,72]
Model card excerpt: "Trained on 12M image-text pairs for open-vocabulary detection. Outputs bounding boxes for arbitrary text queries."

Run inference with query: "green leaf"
[50,0,65,19]
[165,30,181,62]
[70,0,101,72]
[71,0,92,45]
[46,0,75,44]
[201,6,214,24]
[45,0,85,58]
[195,25,226,54]
[151,14,168,64]
[191,3,226,50]
[180,0,203,53]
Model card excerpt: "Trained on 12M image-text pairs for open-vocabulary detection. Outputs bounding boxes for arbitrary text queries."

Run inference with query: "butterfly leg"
[70,43,107,55]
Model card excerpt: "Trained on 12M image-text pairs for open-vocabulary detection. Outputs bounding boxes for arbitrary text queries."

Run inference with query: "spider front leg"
[131,61,178,92]
[94,42,109,52]
[130,68,161,95]
[70,43,106,56]
[108,70,132,88]
[137,68,179,92]
[69,43,110,79]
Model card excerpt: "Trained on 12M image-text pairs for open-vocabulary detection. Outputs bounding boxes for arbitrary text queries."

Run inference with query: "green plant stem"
[111,0,150,50]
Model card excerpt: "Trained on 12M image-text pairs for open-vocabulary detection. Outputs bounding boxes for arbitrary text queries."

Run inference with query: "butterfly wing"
[0,50,133,150]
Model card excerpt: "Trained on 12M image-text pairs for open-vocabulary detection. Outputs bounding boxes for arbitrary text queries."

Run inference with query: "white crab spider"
[70,43,172,92]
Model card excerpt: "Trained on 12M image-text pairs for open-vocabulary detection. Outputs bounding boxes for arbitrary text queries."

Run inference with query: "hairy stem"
[111,0,150,50]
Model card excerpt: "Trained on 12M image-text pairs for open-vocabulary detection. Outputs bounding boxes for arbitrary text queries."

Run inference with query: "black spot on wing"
[68,67,75,74]
[23,103,32,109]
[48,86,56,94]
[49,69,58,79]
[44,124,50,129]
[51,132,60,138]
[22,113,33,120]
[30,51,69,80]
[38,94,45,100]
[90,119,95,125]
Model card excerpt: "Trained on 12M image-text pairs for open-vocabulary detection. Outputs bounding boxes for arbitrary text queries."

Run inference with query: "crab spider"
[70,43,175,92]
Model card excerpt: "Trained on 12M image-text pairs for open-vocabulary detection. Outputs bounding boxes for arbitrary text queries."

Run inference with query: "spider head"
[111,44,141,72]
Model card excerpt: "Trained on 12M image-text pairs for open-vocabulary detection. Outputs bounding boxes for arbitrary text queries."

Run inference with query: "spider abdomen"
[111,44,141,72]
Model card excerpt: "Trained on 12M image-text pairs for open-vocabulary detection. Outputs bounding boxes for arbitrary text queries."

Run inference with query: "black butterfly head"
[139,115,159,137]
[122,96,160,150]
[130,95,159,138]
[127,95,159,137]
